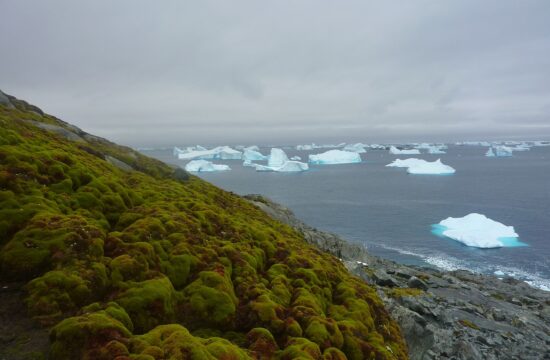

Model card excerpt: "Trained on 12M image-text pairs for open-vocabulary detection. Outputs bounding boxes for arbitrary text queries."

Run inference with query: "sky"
[1,0,550,147]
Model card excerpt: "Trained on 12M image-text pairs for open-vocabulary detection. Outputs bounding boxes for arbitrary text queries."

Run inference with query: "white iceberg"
[386,158,427,168]
[486,146,513,157]
[386,158,455,174]
[176,146,242,160]
[343,143,367,153]
[309,150,362,165]
[389,146,420,155]
[432,213,526,248]
[296,144,314,150]
[406,159,455,174]
[253,148,309,172]
[243,148,267,161]
[184,160,231,172]
[290,156,302,161]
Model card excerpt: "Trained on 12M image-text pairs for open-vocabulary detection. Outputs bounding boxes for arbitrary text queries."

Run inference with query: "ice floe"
[309,150,362,164]
[432,213,527,248]
[486,146,513,157]
[184,160,231,172]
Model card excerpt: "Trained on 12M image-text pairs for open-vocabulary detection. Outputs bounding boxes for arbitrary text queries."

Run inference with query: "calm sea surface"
[143,145,550,290]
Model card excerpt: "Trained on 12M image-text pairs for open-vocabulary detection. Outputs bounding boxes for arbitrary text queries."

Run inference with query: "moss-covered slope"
[0,92,407,359]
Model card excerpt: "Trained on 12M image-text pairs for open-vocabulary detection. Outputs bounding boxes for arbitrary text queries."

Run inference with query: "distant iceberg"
[343,143,367,153]
[309,150,362,165]
[254,148,308,172]
[296,142,346,150]
[389,146,420,155]
[243,148,267,161]
[184,160,231,172]
[176,146,242,160]
[290,156,302,161]
[432,213,527,248]
[486,146,513,157]
[407,159,455,174]
[386,158,455,174]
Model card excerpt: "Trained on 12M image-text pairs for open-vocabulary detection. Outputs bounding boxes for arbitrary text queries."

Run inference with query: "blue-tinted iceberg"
[254,148,308,172]
[486,146,513,157]
[184,160,231,172]
[290,156,302,161]
[309,150,362,164]
[432,213,526,248]
[389,146,420,155]
[386,158,455,174]
[243,148,267,161]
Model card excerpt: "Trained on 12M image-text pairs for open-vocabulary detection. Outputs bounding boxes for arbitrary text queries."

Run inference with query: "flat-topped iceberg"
[389,146,420,155]
[343,143,367,153]
[407,159,455,174]
[386,158,455,174]
[309,150,362,164]
[432,213,527,248]
[486,146,513,157]
[253,148,308,172]
[176,146,242,160]
[184,160,231,172]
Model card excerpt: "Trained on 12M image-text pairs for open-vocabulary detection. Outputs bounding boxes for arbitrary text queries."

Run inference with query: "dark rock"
[408,276,429,291]
[372,269,398,287]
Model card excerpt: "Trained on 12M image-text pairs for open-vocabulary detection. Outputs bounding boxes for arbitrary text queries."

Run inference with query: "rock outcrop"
[246,195,550,360]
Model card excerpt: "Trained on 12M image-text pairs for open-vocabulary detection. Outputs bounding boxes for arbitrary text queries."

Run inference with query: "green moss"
[0,98,408,359]
[458,319,480,330]
[115,277,179,333]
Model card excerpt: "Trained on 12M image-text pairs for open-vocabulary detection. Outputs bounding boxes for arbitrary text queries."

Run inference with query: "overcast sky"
[2,1,550,146]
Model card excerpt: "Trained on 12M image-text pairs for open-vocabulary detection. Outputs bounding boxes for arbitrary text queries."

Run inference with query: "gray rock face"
[105,155,134,171]
[0,90,14,109]
[246,194,550,360]
[23,120,85,142]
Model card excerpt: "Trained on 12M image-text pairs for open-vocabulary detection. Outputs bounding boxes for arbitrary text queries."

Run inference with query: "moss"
[115,277,179,333]
[386,287,424,298]
[458,319,480,330]
[0,98,408,359]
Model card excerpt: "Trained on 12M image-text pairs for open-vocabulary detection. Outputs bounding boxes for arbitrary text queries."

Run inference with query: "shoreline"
[245,194,550,360]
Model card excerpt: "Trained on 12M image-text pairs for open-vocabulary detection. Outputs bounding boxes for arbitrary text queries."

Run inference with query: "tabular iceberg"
[486,146,513,157]
[386,158,455,174]
[432,213,526,248]
[184,160,231,172]
[389,146,420,155]
[309,150,362,164]
[253,148,309,172]
[176,146,242,160]
[343,143,367,153]
[407,159,455,174]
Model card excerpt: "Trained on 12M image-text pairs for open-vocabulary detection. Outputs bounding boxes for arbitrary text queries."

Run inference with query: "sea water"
[143,145,550,290]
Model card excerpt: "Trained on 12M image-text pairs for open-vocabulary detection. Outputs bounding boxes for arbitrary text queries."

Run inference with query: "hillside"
[0,91,407,360]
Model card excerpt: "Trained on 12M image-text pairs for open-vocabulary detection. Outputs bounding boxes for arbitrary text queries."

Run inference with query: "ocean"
[142,145,550,290]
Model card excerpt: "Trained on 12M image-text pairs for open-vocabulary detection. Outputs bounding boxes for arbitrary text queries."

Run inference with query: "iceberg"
[389,146,420,155]
[253,148,309,172]
[406,159,455,174]
[386,158,427,168]
[243,148,267,161]
[309,150,362,164]
[343,143,367,153]
[176,146,242,160]
[184,160,231,172]
[386,158,455,174]
[486,146,513,157]
[290,156,302,161]
[432,213,527,248]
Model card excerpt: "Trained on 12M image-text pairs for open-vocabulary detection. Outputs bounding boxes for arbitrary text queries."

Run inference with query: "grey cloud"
[1,0,549,147]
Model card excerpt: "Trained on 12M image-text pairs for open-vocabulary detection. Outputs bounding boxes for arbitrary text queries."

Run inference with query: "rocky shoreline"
[245,194,550,360]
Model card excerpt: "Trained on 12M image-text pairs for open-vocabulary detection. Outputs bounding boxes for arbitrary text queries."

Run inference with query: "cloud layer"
[2,0,550,146]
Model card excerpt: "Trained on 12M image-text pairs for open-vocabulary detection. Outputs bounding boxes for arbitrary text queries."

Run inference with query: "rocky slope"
[0,91,406,359]
[245,195,550,360]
